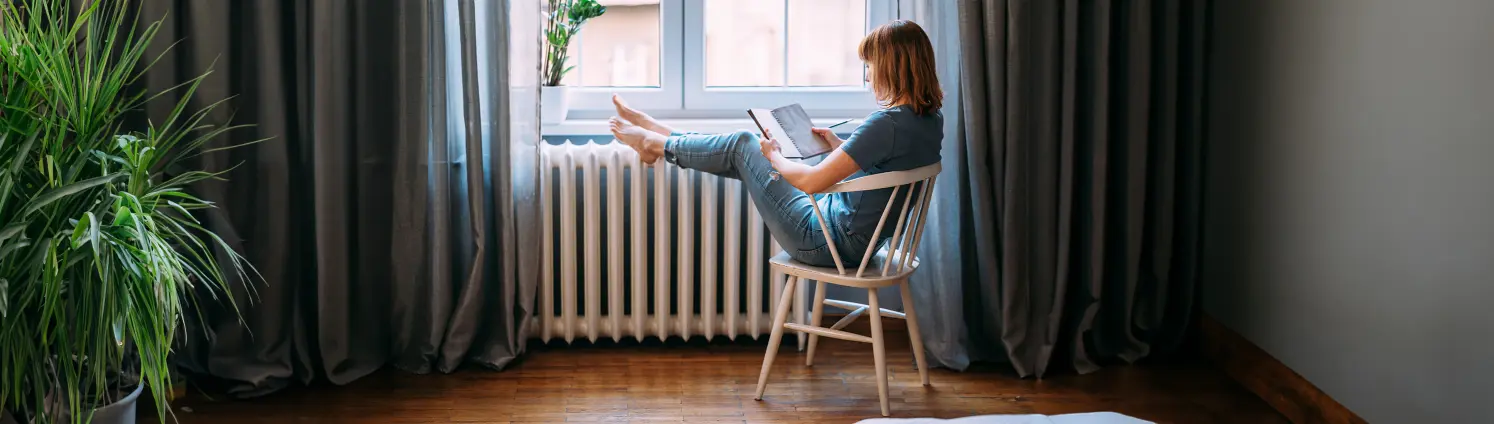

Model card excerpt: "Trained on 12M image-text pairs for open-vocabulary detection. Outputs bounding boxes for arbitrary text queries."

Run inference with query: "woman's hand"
[811,127,844,149]
[759,129,783,159]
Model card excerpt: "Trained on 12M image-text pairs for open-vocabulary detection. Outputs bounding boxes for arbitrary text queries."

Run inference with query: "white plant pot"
[44,383,143,424]
[541,85,571,125]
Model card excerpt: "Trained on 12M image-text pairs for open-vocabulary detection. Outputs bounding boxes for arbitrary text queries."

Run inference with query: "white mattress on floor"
[857,412,1154,424]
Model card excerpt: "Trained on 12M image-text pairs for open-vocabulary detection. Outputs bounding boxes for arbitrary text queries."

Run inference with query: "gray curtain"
[132,0,541,396]
[949,0,1208,377]
[896,0,973,373]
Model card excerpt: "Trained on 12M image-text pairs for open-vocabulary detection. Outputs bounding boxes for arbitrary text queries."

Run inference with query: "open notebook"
[747,104,833,159]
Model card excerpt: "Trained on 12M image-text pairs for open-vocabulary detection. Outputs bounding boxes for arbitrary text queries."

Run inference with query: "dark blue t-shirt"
[828,106,942,250]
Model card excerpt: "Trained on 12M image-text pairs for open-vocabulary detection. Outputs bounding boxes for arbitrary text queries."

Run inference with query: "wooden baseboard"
[1197,313,1366,424]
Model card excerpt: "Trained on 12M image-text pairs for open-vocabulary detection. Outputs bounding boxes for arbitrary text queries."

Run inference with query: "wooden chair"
[752,162,941,417]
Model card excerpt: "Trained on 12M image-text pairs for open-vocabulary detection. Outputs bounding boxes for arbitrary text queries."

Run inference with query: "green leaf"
[0,239,30,262]
[0,222,24,246]
[115,194,142,225]
[165,200,199,223]
[93,149,129,166]
[6,131,40,176]
[71,212,94,248]
[20,172,124,216]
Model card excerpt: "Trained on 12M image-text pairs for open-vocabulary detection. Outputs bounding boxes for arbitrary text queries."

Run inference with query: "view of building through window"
[565,0,662,87]
[565,0,867,89]
[706,0,866,87]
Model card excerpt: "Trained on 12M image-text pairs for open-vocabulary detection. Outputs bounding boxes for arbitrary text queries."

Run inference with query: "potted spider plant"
[0,1,255,423]
[542,0,606,125]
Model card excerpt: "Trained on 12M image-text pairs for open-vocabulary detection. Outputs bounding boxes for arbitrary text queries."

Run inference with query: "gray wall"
[1203,1,1494,422]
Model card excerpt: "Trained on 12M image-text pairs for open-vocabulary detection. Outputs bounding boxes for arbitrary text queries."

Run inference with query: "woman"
[609,20,942,268]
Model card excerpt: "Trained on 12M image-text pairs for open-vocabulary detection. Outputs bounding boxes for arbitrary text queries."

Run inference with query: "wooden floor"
[145,326,1284,424]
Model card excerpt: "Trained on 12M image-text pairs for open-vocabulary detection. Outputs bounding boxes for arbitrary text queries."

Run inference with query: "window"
[562,0,894,119]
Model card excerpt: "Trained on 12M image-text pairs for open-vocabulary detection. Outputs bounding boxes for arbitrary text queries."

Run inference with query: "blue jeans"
[664,130,862,267]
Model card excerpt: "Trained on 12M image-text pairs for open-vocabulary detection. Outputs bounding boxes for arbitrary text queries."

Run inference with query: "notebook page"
[749,108,804,158]
[770,104,831,158]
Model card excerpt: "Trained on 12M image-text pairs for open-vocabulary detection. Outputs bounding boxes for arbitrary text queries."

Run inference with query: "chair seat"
[769,246,921,288]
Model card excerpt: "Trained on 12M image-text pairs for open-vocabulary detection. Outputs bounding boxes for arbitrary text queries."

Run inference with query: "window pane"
[704,0,785,87]
[573,0,661,87]
[786,0,865,87]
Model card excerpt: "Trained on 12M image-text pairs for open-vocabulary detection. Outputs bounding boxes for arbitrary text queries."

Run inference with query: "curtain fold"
[132,0,540,396]
[945,0,1207,377]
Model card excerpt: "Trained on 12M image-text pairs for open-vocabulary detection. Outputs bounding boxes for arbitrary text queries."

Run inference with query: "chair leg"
[754,276,799,401]
[900,281,929,386]
[867,288,890,417]
[805,281,828,366]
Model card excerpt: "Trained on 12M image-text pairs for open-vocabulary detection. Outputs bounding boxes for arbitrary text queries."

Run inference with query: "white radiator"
[536,141,807,348]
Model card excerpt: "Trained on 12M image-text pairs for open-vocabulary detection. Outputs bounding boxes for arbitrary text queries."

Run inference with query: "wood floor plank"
[143,327,1282,424]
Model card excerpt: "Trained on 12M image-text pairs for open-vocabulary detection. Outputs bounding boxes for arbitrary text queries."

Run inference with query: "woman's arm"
[760,130,861,194]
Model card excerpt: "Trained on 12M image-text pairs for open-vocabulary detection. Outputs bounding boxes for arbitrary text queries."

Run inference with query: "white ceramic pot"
[541,85,571,125]
[43,383,143,424]
[88,383,144,424]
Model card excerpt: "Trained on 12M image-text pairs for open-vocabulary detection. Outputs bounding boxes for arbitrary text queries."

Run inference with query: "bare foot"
[610,117,665,164]
[613,94,674,136]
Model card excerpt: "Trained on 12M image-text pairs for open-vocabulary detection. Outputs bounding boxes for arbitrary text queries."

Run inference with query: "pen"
[825,119,854,129]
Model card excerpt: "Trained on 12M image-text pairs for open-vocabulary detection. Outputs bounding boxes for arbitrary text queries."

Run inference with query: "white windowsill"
[542,118,864,137]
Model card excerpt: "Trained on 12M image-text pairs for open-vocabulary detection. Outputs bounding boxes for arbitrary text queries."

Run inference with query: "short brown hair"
[858,20,942,115]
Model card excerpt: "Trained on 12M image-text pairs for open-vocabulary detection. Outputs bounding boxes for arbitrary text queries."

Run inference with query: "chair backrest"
[807,162,941,278]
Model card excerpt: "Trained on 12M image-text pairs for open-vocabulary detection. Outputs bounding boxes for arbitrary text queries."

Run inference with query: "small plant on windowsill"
[542,0,606,125]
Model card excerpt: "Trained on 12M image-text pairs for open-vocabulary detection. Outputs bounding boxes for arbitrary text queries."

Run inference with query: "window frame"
[564,0,895,120]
